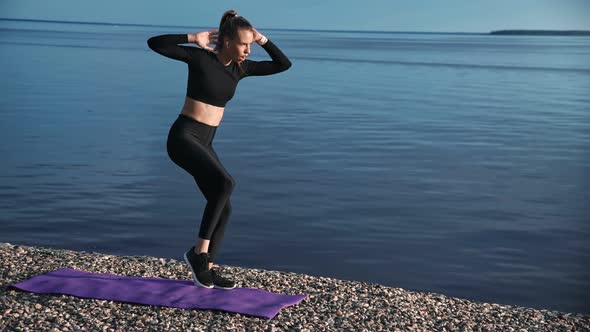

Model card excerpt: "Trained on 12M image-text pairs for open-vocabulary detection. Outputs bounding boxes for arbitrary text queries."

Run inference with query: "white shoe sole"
[183,251,213,288]
[213,284,237,290]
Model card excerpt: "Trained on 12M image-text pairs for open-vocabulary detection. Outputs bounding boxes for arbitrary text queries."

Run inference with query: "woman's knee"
[216,175,236,197]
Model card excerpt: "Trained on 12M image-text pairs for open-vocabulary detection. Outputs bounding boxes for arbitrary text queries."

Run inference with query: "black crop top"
[147,34,292,107]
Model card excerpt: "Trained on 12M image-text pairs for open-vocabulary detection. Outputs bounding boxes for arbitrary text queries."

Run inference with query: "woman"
[147,10,291,289]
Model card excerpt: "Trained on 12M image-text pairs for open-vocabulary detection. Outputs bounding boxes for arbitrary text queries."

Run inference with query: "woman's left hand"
[252,28,265,44]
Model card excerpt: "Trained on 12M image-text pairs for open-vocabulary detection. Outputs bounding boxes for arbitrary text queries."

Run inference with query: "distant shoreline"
[1,17,590,36]
[490,30,590,36]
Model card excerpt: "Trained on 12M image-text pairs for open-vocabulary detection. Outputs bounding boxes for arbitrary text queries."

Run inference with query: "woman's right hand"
[193,29,218,51]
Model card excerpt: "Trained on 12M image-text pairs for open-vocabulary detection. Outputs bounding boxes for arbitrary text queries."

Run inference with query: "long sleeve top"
[147,34,292,107]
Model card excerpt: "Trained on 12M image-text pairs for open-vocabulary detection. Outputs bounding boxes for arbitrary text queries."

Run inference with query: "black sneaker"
[211,268,237,290]
[183,247,213,288]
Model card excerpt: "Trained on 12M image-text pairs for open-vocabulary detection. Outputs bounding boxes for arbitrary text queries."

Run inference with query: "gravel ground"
[1,242,588,331]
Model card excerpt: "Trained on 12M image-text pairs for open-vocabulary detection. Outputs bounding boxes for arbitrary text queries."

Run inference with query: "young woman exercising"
[147,9,291,289]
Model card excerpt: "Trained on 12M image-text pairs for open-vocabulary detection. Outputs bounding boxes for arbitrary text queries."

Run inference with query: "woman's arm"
[241,38,292,77]
[147,34,196,63]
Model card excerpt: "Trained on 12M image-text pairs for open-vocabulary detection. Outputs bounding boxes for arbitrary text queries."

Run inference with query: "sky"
[1,0,589,33]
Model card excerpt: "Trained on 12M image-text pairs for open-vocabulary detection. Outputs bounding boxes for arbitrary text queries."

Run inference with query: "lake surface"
[1,19,588,314]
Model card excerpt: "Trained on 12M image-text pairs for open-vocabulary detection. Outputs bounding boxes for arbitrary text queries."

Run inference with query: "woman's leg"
[167,135,236,248]
[204,147,232,265]
[206,199,231,266]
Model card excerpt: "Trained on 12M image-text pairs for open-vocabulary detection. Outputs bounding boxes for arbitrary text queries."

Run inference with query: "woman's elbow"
[147,36,161,52]
[147,37,155,51]
[282,60,292,72]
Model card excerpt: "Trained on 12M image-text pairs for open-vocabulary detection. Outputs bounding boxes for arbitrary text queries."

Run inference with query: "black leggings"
[166,114,236,262]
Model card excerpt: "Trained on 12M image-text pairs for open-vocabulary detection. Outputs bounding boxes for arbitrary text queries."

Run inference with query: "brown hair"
[215,10,254,51]
[215,10,254,75]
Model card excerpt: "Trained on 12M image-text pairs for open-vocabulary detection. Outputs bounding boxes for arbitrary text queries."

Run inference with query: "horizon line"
[0,17,489,35]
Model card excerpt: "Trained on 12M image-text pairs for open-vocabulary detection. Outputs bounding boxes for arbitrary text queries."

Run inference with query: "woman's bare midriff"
[180,96,224,127]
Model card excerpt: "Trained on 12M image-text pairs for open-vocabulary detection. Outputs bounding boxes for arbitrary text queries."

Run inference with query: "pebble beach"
[1,242,588,331]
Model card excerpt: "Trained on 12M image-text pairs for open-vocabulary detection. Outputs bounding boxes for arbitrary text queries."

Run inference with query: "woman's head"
[215,10,255,64]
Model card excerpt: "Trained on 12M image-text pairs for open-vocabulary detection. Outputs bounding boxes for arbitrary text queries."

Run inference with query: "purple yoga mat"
[9,268,307,320]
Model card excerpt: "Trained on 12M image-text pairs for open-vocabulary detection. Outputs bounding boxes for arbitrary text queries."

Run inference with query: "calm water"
[1,19,589,314]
